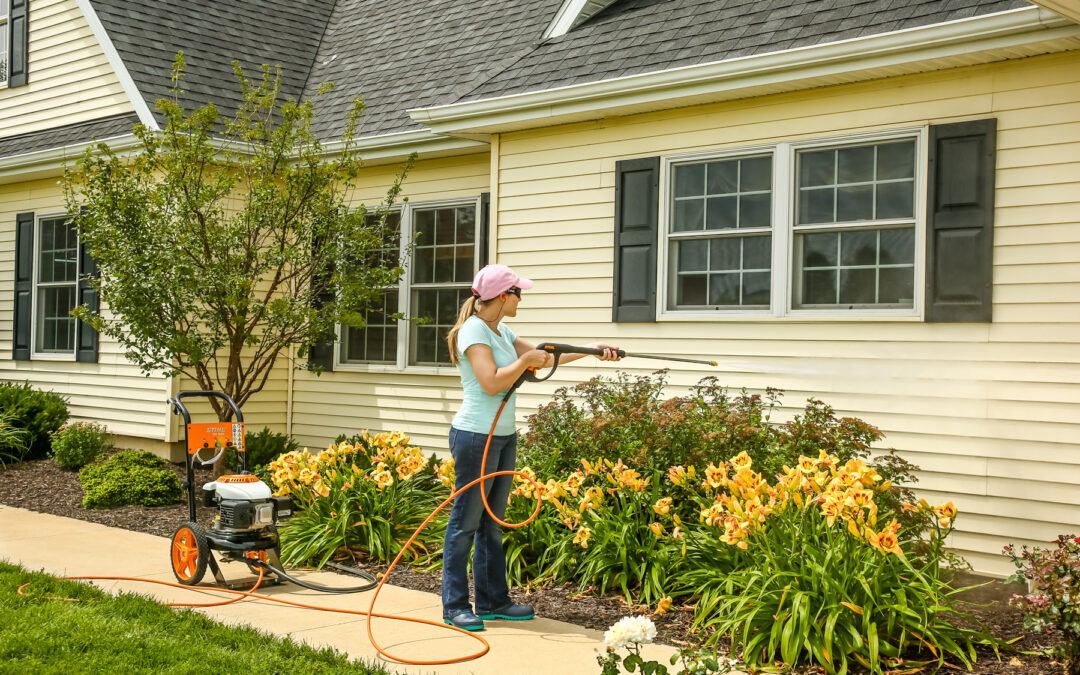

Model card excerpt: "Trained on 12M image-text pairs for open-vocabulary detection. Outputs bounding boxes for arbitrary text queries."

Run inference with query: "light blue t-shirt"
[452,315,519,436]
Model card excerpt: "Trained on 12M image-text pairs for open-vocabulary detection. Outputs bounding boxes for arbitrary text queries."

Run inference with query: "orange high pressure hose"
[18,396,541,667]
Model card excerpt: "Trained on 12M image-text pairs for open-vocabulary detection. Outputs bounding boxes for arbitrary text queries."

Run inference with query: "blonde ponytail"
[447,295,479,365]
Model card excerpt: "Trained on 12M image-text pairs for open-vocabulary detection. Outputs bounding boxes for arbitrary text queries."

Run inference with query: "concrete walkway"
[0,504,678,674]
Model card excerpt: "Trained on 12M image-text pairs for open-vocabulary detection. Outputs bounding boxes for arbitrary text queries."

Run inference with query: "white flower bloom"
[603,615,657,650]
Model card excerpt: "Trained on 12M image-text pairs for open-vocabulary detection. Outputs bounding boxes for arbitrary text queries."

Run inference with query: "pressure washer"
[166,390,377,593]
[25,344,717,667]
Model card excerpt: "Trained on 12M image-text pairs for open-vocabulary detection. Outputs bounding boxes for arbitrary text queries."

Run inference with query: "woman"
[441,263,620,631]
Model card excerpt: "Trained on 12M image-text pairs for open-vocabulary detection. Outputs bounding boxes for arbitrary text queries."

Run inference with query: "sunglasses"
[507,287,522,298]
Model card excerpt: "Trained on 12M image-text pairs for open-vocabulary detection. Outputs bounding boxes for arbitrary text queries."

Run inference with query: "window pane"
[742,235,771,270]
[839,268,876,304]
[677,240,707,272]
[740,157,772,192]
[836,184,873,222]
[799,188,833,224]
[879,267,915,304]
[437,288,459,325]
[414,325,437,364]
[803,269,836,304]
[840,229,877,266]
[0,26,7,83]
[877,141,915,180]
[706,161,737,195]
[802,232,837,267]
[433,247,455,283]
[415,210,435,246]
[705,196,737,230]
[413,247,434,283]
[435,209,456,245]
[708,273,739,305]
[743,272,770,305]
[36,286,76,352]
[837,145,874,184]
[456,207,475,243]
[342,289,399,364]
[673,199,704,231]
[880,227,915,265]
[739,193,770,229]
[876,180,914,219]
[675,164,704,198]
[454,245,473,283]
[799,150,834,187]
[709,237,740,271]
[678,275,707,305]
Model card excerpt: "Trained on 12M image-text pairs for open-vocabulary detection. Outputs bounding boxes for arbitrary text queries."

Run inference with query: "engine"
[201,474,292,533]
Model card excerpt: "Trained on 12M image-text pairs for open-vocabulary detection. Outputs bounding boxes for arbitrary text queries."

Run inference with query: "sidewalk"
[0,504,678,674]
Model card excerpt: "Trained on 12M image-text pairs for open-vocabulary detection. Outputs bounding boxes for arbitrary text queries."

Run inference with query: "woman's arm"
[466,343,549,396]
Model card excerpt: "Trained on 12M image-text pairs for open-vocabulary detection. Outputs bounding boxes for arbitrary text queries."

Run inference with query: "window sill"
[658,310,922,322]
[332,362,461,377]
[28,352,77,361]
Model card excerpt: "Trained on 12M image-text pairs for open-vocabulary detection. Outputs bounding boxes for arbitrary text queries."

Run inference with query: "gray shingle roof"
[88,0,335,125]
[459,0,1031,102]
[2,0,1038,157]
[0,113,140,160]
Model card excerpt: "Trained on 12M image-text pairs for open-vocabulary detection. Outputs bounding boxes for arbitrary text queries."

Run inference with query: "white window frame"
[334,195,483,375]
[658,126,927,321]
[0,0,8,89]
[30,212,79,361]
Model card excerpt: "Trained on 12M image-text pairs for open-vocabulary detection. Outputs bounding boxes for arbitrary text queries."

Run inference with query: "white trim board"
[74,0,161,131]
[410,6,1080,134]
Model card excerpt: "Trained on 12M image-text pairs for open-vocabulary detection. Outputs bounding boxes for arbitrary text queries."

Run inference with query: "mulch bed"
[0,455,1066,673]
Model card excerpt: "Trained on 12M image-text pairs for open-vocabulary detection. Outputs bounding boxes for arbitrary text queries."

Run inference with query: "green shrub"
[0,381,69,461]
[50,422,113,470]
[226,426,299,473]
[519,371,882,480]
[1006,535,1080,671]
[79,450,182,509]
[0,412,31,469]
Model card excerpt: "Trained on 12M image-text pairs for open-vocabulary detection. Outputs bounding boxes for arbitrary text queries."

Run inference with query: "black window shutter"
[612,157,660,322]
[307,234,335,372]
[76,237,100,363]
[8,0,29,87]
[925,118,996,322]
[479,192,490,268]
[13,212,33,360]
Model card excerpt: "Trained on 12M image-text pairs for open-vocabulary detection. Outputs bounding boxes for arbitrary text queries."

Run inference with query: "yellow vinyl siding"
[491,50,1080,577]
[0,0,134,139]
[289,152,490,451]
[0,177,170,440]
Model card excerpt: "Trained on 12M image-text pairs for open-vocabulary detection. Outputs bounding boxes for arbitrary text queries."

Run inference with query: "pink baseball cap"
[471,264,533,301]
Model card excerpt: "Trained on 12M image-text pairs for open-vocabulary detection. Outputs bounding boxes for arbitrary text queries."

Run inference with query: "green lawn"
[0,560,393,675]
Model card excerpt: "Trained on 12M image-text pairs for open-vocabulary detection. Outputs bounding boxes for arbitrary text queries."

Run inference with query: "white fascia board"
[1029,0,1080,24]
[0,133,141,184]
[543,0,584,39]
[74,0,160,131]
[319,128,488,162]
[410,6,1078,133]
[0,128,487,184]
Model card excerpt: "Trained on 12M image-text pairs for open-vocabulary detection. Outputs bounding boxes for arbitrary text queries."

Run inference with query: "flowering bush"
[1006,535,1080,673]
[270,431,453,566]
[50,421,112,470]
[677,451,989,674]
[597,615,735,675]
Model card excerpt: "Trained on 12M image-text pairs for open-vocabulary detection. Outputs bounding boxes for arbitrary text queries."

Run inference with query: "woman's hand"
[521,349,551,369]
[589,342,622,361]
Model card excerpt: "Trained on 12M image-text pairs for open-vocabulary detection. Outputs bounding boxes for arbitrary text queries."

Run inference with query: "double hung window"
[339,199,480,369]
[663,130,922,317]
[33,216,79,356]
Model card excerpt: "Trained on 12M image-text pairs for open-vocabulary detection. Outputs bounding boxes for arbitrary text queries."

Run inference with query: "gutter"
[409,6,1079,134]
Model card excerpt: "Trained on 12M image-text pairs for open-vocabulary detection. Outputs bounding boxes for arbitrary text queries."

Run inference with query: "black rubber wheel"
[171,522,209,585]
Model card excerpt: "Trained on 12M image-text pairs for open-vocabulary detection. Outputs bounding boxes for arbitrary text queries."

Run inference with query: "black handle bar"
[509,343,626,394]
[167,390,245,424]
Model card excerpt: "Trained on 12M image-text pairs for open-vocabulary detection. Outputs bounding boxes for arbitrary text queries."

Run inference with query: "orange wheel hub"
[171,528,200,580]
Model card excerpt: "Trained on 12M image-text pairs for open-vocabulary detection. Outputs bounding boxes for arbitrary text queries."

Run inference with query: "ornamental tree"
[64,54,410,432]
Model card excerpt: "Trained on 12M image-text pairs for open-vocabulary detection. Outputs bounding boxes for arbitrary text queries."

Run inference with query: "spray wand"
[513,342,717,391]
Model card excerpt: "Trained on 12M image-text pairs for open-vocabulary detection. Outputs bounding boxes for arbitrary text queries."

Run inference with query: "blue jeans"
[442,427,516,617]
